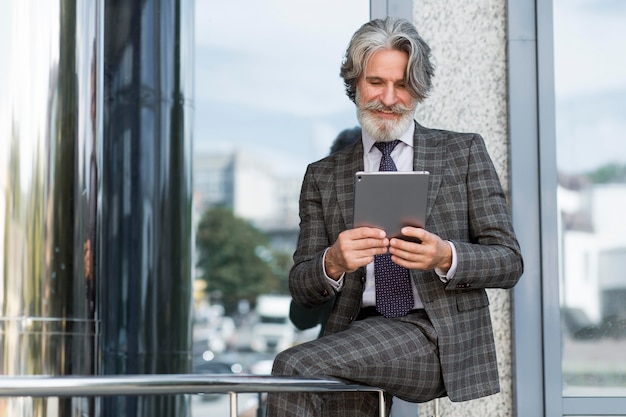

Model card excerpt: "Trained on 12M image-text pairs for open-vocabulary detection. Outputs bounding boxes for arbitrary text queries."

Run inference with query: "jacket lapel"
[411,122,445,303]
[335,141,364,231]
[413,122,444,223]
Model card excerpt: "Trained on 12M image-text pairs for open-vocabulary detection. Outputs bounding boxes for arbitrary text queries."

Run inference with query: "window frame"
[371,0,413,19]
[509,0,626,415]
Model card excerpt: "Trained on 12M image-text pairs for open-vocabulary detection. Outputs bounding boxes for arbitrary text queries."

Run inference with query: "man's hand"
[324,227,389,280]
[388,227,452,273]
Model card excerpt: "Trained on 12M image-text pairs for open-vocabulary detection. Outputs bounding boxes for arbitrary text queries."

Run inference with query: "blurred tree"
[270,250,293,294]
[196,207,282,313]
[587,162,626,184]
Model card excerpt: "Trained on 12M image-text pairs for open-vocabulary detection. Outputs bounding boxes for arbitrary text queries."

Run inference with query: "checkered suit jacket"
[289,121,524,402]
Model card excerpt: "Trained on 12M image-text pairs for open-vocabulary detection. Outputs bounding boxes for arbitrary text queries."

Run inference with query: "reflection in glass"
[555,0,626,396]
[191,0,369,414]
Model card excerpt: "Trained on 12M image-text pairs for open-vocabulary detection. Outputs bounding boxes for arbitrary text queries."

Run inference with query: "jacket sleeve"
[288,163,341,308]
[441,133,523,291]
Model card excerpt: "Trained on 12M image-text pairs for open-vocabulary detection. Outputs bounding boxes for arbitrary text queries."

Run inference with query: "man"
[266,17,523,416]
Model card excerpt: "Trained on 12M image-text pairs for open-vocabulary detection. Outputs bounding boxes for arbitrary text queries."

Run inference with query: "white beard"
[356,93,415,142]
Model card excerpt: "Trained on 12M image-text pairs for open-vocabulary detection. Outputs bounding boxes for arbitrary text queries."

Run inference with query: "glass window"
[554,0,626,397]
[191,0,369,414]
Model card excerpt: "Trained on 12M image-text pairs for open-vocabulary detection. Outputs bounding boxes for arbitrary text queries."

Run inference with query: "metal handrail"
[0,374,387,417]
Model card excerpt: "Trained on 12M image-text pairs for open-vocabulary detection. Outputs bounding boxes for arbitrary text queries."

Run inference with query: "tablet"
[353,171,429,241]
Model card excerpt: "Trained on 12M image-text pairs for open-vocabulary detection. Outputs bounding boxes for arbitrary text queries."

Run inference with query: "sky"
[554,0,626,98]
[553,0,626,174]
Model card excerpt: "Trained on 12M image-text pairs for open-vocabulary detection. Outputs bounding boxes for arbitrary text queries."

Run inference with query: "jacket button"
[321,289,329,296]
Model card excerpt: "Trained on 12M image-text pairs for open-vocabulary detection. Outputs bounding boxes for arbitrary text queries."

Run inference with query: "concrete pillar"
[411,1,515,416]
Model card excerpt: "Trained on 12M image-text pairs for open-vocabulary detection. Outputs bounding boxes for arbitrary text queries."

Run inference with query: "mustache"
[360,100,413,115]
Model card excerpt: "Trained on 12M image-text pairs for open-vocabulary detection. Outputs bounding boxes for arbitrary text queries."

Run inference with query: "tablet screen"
[353,171,429,241]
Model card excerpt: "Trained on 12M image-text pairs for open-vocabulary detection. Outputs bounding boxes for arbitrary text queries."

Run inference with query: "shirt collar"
[362,121,415,153]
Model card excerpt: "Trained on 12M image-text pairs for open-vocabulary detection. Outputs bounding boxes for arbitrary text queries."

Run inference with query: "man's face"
[356,49,416,142]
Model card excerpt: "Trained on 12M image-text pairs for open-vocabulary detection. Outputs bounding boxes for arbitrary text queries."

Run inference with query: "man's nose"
[381,85,397,106]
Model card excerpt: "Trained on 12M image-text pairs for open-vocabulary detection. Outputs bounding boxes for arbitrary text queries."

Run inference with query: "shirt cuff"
[322,247,344,291]
[435,241,457,283]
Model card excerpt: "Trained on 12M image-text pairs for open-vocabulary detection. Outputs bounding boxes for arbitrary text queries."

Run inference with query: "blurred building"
[194,150,301,253]
[559,175,626,329]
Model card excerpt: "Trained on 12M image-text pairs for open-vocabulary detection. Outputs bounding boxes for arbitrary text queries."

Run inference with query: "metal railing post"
[257,392,264,417]
[379,390,387,417]
[230,392,238,417]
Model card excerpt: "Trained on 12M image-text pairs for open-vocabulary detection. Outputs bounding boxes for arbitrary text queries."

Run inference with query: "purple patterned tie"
[373,140,414,318]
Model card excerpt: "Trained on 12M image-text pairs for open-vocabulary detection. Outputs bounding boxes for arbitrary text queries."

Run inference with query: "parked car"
[193,359,243,401]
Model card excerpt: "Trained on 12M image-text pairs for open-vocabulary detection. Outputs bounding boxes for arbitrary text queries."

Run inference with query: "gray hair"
[340,17,434,103]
